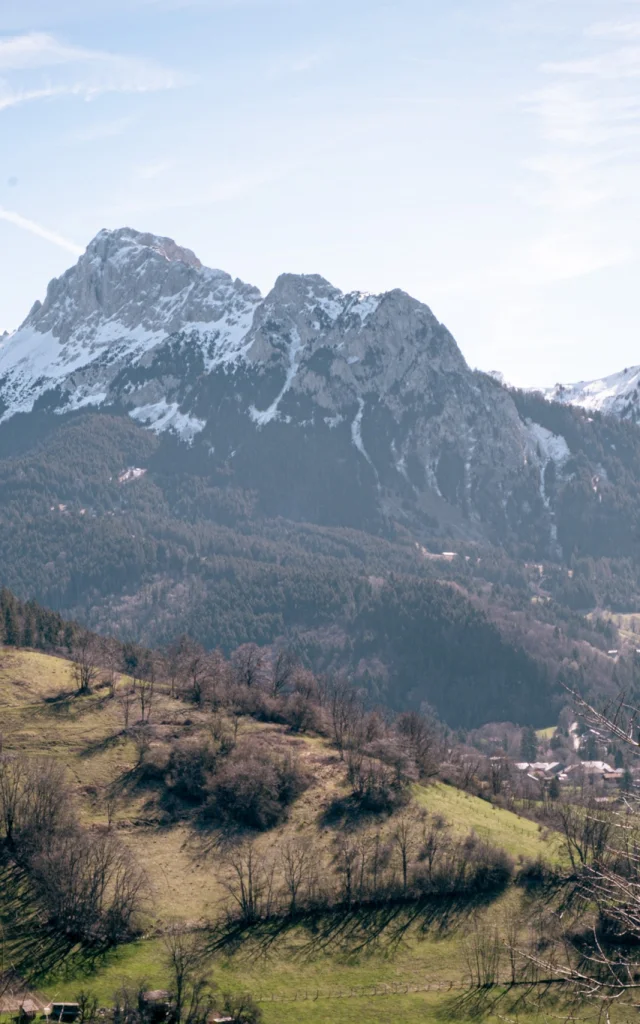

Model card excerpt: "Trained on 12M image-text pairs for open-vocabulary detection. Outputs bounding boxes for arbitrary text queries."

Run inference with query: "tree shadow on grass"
[37,691,112,723]
[436,982,575,1022]
[0,860,120,987]
[78,731,125,759]
[318,795,399,831]
[204,890,502,964]
[42,689,77,703]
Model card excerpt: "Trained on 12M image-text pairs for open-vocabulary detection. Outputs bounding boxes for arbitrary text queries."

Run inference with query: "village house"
[514,761,564,779]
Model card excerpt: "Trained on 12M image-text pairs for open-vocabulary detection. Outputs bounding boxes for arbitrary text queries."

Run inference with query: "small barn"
[141,990,171,1022]
[17,1000,40,1021]
[45,1002,80,1022]
[0,975,49,1019]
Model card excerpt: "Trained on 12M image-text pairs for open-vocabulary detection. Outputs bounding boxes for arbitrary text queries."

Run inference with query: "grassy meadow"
[0,648,623,1023]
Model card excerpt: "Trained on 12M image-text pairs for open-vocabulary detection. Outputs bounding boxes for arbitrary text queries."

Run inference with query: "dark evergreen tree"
[520,725,538,762]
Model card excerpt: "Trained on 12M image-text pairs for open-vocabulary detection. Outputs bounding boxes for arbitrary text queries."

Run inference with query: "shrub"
[282,691,320,733]
[165,738,219,804]
[346,737,415,815]
[207,746,309,831]
[463,838,514,893]
[515,855,560,890]
[349,756,410,814]
[415,833,513,896]
[221,992,263,1024]
[137,743,170,784]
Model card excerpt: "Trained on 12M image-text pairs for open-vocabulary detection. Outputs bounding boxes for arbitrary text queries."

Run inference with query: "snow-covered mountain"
[539,367,640,421]
[0,227,580,550]
[0,228,262,438]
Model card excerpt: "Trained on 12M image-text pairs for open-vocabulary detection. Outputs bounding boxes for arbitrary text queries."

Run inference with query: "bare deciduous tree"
[333,835,362,907]
[329,679,362,760]
[180,641,210,704]
[271,648,297,696]
[132,724,152,766]
[163,925,213,1024]
[32,830,147,944]
[280,838,311,914]
[118,687,136,731]
[221,991,263,1024]
[164,635,191,699]
[553,799,612,871]
[0,753,26,846]
[72,633,99,695]
[75,990,99,1024]
[393,813,418,893]
[419,821,446,883]
[138,671,155,725]
[396,710,441,779]
[232,644,264,690]
[99,637,122,699]
[222,843,275,924]
[207,648,230,708]
[103,784,118,829]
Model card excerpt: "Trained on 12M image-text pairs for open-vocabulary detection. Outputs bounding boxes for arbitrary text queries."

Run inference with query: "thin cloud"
[70,115,136,142]
[0,32,102,69]
[267,50,326,79]
[587,21,640,40]
[517,4,640,287]
[135,159,175,180]
[0,32,181,111]
[0,207,83,254]
[544,47,640,79]
[139,0,310,7]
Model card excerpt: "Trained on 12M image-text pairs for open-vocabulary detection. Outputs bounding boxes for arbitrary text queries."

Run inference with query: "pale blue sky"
[1,0,639,386]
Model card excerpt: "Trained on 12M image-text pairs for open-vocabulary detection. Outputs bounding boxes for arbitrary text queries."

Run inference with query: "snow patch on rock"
[347,293,381,325]
[537,365,640,419]
[129,399,205,443]
[249,327,303,426]
[527,421,570,465]
[526,421,570,545]
[351,397,376,474]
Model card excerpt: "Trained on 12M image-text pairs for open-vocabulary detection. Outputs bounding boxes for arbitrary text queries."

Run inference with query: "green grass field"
[536,725,556,741]
[414,782,551,861]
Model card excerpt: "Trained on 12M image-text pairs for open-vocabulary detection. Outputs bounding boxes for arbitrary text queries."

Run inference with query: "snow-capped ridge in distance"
[536,364,640,420]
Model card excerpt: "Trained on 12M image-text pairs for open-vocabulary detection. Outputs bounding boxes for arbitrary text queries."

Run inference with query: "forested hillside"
[0,415,628,730]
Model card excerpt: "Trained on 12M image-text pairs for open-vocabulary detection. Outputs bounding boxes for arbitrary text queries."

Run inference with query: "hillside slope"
[1,647,565,1024]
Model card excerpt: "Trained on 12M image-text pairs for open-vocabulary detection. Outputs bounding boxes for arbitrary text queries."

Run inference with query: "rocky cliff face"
[0,227,574,552]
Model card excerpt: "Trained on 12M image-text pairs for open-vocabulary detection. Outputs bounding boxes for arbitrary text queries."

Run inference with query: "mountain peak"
[0,227,261,422]
[18,226,238,343]
[86,227,203,271]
